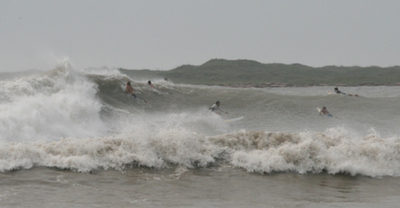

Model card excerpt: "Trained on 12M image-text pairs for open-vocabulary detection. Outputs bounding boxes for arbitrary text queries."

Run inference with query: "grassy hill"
[119,59,400,87]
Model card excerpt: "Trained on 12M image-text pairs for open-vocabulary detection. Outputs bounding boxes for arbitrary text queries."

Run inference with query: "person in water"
[209,101,228,114]
[334,87,345,94]
[126,81,148,103]
[334,87,359,97]
[148,80,155,88]
[319,106,332,117]
[126,81,136,98]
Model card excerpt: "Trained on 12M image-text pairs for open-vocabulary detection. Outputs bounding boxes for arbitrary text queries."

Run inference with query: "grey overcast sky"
[1,0,399,72]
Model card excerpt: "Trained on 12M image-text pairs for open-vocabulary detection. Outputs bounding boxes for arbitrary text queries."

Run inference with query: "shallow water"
[1,166,399,207]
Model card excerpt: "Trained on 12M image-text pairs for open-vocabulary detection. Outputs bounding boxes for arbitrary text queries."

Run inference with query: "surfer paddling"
[126,81,148,103]
[334,87,345,95]
[209,101,228,114]
[334,87,359,97]
[319,106,332,117]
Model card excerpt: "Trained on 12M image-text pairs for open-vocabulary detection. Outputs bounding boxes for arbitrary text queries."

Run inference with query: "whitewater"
[1,64,400,207]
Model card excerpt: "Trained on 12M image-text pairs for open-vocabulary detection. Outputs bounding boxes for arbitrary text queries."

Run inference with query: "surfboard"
[224,116,244,123]
[316,107,321,113]
[328,91,359,97]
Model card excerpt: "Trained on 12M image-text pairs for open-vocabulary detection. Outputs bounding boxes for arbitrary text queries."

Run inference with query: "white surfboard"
[224,116,244,123]
[316,107,321,113]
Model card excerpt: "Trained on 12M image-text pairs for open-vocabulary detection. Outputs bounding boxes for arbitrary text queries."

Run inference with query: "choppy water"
[1,65,400,207]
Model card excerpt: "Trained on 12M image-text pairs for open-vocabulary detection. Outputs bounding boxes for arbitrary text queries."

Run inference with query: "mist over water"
[1,65,400,177]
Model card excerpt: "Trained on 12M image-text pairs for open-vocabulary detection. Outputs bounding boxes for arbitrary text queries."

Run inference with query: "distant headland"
[119,59,400,87]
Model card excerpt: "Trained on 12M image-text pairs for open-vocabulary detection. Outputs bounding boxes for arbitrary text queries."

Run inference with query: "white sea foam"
[1,123,399,178]
[0,68,107,142]
[0,126,221,173]
[218,128,400,177]
[81,67,124,77]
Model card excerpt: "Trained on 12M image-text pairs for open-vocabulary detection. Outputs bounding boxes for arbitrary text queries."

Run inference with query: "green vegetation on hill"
[119,59,400,86]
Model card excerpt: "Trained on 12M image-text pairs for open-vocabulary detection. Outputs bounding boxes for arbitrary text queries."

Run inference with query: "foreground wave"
[1,128,399,177]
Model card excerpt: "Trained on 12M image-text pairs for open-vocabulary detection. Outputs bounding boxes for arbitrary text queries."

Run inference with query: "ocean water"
[1,65,400,207]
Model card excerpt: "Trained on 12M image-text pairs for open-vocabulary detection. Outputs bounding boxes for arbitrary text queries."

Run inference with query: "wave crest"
[1,128,399,178]
[209,129,400,177]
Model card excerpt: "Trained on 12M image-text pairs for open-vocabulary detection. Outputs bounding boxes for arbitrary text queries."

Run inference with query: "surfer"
[148,80,155,88]
[209,101,228,114]
[334,87,359,97]
[319,106,332,117]
[334,87,345,95]
[126,81,148,103]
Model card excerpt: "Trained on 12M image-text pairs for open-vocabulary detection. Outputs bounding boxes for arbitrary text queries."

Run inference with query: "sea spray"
[210,129,400,177]
[0,68,106,142]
